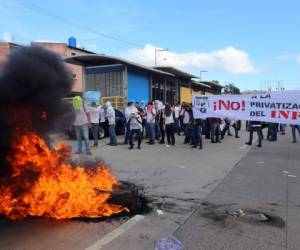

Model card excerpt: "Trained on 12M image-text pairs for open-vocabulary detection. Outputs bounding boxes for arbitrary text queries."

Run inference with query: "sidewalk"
[175,135,300,250]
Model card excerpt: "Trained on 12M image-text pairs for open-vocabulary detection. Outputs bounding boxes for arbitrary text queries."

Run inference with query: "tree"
[223,83,240,95]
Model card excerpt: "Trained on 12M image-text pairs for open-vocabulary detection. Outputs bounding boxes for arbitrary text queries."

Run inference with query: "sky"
[0,0,299,91]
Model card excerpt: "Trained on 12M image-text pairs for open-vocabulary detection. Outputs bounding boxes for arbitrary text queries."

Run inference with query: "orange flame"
[0,133,127,220]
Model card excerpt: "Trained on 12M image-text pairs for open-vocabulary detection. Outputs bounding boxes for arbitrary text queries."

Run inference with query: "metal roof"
[65,54,174,76]
[154,66,197,79]
[191,80,211,88]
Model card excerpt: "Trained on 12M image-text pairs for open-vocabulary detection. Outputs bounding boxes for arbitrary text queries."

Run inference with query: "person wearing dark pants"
[191,119,203,149]
[267,123,278,141]
[106,101,117,146]
[124,102,137,144]
[146,102,156,145]
[246,121,262,147]
[232,120,240,138]
[129,111,143,149]
[208,118,221,143]
[291,125,300,143]
[164,104,175,146]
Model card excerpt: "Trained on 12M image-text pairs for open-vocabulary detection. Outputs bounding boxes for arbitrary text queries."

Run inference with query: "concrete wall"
[32,42,86,93]
[128,68,150,103]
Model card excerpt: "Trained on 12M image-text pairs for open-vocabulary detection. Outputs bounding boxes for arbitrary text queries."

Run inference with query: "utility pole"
[199,70,208,81]
[154,48,168,66]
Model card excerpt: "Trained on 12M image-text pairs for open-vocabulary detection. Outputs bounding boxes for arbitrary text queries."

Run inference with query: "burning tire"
[108,181,140,214]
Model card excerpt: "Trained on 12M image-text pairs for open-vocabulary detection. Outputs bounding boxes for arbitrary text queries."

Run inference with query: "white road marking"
[85,215,145,250]
[288,175,297,178]
[177,165,187,169]
[283,170,290,174]
[240,145,247,149]
[257,161,264,164]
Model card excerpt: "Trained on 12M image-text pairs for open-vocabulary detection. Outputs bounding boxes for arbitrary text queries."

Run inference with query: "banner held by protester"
[193,91,300,125]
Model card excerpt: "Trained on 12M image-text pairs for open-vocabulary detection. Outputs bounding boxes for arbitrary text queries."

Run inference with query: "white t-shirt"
[106,107,115,125]
[100,108,106,123]
[73,105,88,126]
[164,112,174,125]
[174,106,181,119]
[87,105,101,124]
[146,108,156,123]
[130,114,142,130]
[183,110,190,124]
[125,106,138,121]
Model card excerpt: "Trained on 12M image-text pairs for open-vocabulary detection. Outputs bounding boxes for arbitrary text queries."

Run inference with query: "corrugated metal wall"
[85,65,124,97]
[127,68,150,103]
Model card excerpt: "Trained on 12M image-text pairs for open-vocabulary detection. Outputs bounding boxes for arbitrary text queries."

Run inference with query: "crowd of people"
[72,96,300,154]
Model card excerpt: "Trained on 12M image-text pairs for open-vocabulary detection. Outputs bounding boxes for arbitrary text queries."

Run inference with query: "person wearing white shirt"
[87,102,101,148]
[124,102,138,144]
[146,102,157,144]
[105,101,117,146]
[164,104,176,146]
[128,111,143,149]
[174,102,181,135]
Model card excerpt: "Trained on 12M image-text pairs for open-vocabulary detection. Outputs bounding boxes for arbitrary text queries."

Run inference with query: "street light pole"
[199,70,208,81]
[155,48,169,66]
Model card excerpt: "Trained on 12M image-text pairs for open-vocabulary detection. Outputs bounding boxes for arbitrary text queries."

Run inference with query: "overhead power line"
[17,0,144,47]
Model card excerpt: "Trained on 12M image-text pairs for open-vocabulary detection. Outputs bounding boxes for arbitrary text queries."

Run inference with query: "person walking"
[73,96,91,155]
[128,111,143,149]
[105,101,117,146]
[87,101,101,148]
[246,120,263,147]
[164,103,176,146]
[291,125,300,143]
[146,101,156,145]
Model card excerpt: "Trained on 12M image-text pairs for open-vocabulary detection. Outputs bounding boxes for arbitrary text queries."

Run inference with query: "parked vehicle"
[67,109,125,139]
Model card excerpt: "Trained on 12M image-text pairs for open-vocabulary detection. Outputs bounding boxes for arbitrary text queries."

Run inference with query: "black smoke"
[0,45,74,175]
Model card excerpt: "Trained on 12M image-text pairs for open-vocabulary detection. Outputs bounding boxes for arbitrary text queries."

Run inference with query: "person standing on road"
[181,104,191,144]
[208,117,222,143]
[105,101,117,146]
[87,101,101,148]
[164,103,176,146]
[73,96,91,155]
[246,120,262,147]
[191,117,204,149]
[146,101,156,145]
[174,102,181,136]
[124,102,137,145]
[128,110,143,150]
[291,125,300,143]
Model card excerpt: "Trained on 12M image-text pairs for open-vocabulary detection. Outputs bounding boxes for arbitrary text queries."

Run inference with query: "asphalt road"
[1,127,296,250]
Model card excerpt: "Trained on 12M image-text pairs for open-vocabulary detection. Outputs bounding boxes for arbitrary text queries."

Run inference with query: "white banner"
[192,91,300,125]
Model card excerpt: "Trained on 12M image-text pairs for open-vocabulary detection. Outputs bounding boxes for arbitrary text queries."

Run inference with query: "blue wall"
[127,68,150,103]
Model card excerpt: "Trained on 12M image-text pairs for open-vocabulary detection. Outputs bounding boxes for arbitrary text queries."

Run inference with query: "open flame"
[0,132,128,220]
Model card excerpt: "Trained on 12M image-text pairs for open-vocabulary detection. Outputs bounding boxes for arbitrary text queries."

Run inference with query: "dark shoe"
[199,145,203,150]
[228,133,233,136]
[257,144,262,147]
[110,143,117,146]
[245,142,252,146]
[106,143,112,146]
[293,141,296,143]
[137,146,141,149]
[211,140,216,143]
[149,142,155,145]
[128,146,133,150]
[159,141,165,144]
[191,145,197,148]
[183,141,188,144]
[216,140,222,143]
[235,136,240,138]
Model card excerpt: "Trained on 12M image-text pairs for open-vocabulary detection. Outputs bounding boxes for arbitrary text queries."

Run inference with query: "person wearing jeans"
[106,101,117,146]
[291,125,300,143]
[75,124,91,154]
[191,119,203,149]
[246,121,263,147]
[73,96,91,155]
[87,102,101,148]
[146,102,156,145]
